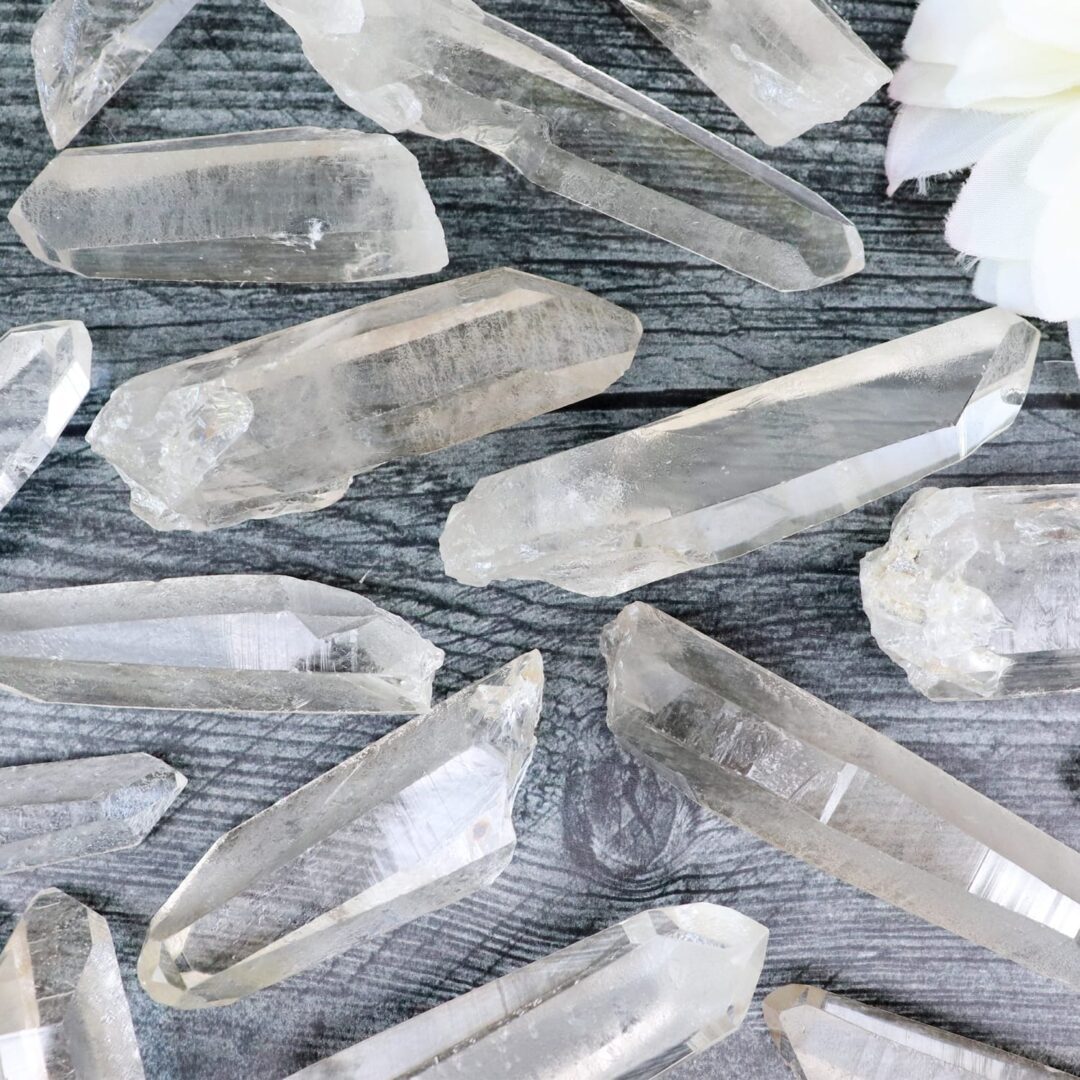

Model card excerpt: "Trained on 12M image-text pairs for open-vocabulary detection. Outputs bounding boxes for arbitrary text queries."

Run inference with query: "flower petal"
[947,25,1080,105]
[904,0,998,65]
[1001,0,1080,53]
[890,60,960,107]
[972,259,1040,314]
[1031,194,1080,320]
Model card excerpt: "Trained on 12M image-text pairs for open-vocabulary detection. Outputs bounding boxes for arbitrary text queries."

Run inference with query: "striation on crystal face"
[265,0,863,292]
[0,753,185,875]
[139,653,543,1009]
[442,309,1038,597]
[87,268,641,531]
[0,890,146,1079]
[32,0,200,149]
[0,321,91,513]
[602,602,1080,993]
[9,128,448,283]
[288,903,768,1079]
[863,486,1080,701]
[0,575,444,713]
[764,984,1073,1079]
[616,0,890,147]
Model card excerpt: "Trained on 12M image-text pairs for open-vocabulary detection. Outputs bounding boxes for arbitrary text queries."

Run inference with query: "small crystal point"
[266,0,863,292]
[0,575,443,713]
[88,268,641,531]
[139,652,543,1009]
[603,602,1080,993]
[9,128,448,283]
[442,309,1038,597]
[764,985,1072,1079]
[863,485,1080,701]
[288,903,767,1079]
[0,890,146,1079]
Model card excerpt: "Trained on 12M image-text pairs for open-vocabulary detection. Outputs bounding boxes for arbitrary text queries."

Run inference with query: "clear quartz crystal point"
[0,753,185,875]
[0,321,91,513]
[0,890,146,1080]
[764,984,1073,1079]
[602,602,1080,993]
[0,575,444,714]
[617,0,890,147]
[9,128,448,283]
[287,903,768,1079]
[862,486,1080,701]
[442,309,1038,597]
[265,0,863,292]
[139,653,543,1010]
[32,0,199,149]
[87,268,641,531]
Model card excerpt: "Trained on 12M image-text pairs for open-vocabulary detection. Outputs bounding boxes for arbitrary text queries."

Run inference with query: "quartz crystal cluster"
[442,309,1038,597]
[88,269,641,531]
[139,654,543,1009]
[265,0,864,292]
[9,128,448,283]
[289,903,767,1078]
[863,486,1080,701]
[603,603,1080,993]
[0,575,443,713]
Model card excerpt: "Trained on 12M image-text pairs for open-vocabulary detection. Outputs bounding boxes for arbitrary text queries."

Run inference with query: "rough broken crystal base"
[0,575,443,713]
[9,129,448,283]
[442,309,1038,597]
[0,890,145,1079]
[139,653,543,1009]
[289,903,767,1079]
[862,486,1080,701]
[603,602,1080,993]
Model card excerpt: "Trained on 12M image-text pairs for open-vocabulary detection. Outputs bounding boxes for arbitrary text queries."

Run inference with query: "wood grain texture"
[1,1,1079,1077]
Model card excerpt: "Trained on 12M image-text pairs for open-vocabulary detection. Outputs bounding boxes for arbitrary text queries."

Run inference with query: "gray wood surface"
[2,1,1079,1077]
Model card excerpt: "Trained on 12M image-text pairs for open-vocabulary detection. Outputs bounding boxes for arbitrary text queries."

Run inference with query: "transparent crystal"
[603,602,1080,993]
[9,128,448,283]
[442,309,1038,597]
[0,575,443,713]
[0,890,145,1079]
[618,0,889,147]
[764,985,1070,1079]
[266,0,863,292]
[0,752,185,875]
[32,0,200,149]
[139,653,543,1009]
[863,485,1080,701]
[88,268,641,531]
[288,903,767,1079]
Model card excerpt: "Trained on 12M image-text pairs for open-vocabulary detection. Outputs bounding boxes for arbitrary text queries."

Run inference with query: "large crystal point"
[617,0,889,147]
[288,903,767,1079]
[863,486,1080,702]
[0,575,444,713]
[0,890,146,1079]
[0,321,91,513]
[139,652,543,1009]
[32,0,199,149]
[88,269,640,531]
[764,984,1072,1079]
[0,753,186,875]
[265,0,863,292]
[443,309,1038,597]
[9,128,448,283]
[603,602,1080,993]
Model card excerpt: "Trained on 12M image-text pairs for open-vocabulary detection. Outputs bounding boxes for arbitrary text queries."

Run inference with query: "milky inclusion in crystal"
[442,309,1038,597]
[765,985,1072,1079]
[603,602,1080,993]
[265,0,863,292]
[0,890,146,1080]
[0,575,443,713]
[139,653,543,1009]
[863,486,1080,701]
[288,903,767,1079]
[88,268,641,531]
[9,128,448,283]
